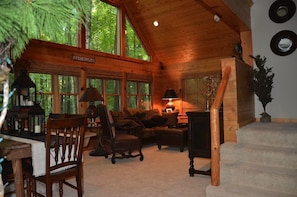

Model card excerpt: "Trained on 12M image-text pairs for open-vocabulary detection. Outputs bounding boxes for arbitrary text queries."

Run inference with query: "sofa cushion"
[141,115,168,128]
[144,109,161,120]
[162,112,179,126]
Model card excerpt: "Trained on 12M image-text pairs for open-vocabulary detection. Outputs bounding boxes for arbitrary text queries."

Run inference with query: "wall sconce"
[162,88,179,111]
[79,87,104,125]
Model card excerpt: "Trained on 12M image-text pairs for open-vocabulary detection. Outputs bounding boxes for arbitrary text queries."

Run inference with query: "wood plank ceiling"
[123,0,250,65]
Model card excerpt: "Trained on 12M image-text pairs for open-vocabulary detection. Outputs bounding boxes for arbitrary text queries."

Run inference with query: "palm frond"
[0,0,91,60]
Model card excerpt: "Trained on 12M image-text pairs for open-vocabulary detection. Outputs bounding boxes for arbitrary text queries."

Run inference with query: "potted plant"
[250,55,275,122]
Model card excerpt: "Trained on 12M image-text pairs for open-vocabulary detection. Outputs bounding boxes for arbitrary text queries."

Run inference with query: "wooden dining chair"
[98,104,144,164]
[26,116,86,197]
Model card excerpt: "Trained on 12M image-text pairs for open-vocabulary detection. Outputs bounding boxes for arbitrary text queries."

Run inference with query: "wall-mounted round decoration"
[270,30,297,56]
[269,0,296,23]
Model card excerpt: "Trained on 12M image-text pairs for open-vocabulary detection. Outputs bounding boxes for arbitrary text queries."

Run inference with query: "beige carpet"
[64,144,210,197]
[5,145,210,197]
[5,144,211,197]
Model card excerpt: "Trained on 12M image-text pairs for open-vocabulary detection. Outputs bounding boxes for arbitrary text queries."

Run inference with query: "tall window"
[88,0,119,54]
[127,81,151,110]
[86,0,150,61]
[59,75,79,114]
[30,73,52,119]
[125,18,150,61]
[87,78,121,111]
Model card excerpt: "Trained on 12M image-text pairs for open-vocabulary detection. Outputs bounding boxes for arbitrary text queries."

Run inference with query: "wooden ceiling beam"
[195,0,252,33]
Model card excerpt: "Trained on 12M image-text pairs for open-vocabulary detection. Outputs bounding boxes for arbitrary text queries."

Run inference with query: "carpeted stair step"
[220,142,297,169]
[206,183,297,197]
[237,122,297,149]
[220,160,297,195]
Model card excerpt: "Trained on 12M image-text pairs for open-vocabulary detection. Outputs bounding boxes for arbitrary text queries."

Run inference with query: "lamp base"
[165,101,175,111]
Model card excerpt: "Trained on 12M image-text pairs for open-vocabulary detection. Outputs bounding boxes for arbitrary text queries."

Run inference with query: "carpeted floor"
[28,144,211,197]
[79,144,210,197]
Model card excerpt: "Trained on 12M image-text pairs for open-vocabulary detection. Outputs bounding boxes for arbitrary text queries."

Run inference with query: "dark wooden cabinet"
[186,111,224,176]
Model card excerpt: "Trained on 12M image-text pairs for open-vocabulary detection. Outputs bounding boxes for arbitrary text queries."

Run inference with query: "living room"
[1,0,297,196]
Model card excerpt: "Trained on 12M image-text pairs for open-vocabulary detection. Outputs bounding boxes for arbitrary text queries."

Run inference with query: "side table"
[86,126,107,156]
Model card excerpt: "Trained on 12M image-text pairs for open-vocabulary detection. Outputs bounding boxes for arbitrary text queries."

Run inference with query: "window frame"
[127,81,152,110]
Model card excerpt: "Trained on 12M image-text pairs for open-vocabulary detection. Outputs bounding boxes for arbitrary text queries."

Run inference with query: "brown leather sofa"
[110,109,188,150]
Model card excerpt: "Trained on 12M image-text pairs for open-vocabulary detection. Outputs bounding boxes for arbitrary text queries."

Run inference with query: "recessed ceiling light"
[214,14,221,22]
[153,20,159,27]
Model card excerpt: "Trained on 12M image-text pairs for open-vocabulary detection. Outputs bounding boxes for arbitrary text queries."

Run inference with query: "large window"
[35,0,150,61]
[88,0,119,54]
[87,78,121,111]
[125,18,149,61]
[58,75,79,114]
[127,81,151,110]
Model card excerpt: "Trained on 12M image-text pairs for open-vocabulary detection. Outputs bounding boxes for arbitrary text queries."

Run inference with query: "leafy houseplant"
[251,55,275,122]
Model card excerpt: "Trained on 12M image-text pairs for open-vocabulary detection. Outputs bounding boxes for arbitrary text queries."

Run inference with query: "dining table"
[0,137,31,197]
[0,130,48,197]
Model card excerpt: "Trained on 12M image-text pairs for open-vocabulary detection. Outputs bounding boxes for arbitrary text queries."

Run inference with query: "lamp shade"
[162,89,178,100]
[79,87,104,102]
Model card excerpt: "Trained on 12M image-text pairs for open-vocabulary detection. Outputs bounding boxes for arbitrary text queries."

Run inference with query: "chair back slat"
[46,117,86,174]
[98,104,115,139]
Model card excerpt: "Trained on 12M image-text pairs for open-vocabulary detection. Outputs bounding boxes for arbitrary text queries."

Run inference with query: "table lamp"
[162,88,178,111]
[79,87,104,125]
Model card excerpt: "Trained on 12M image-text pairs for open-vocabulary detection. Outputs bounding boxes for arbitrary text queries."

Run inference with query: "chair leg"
[25,177,32,197]
[46,182,53,197]
[139,149,144,161]
[59,181,63,197]
[111,153,116,164]
[76,175,83,197]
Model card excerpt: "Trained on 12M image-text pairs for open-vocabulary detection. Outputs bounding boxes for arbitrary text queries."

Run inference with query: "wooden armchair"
[98,104,144,164]
[26,116,86,197]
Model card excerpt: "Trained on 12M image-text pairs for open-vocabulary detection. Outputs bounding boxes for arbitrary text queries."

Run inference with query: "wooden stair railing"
[210,66,231,186]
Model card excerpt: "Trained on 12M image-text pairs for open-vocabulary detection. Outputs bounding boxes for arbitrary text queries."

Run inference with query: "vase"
[260,112,271,122]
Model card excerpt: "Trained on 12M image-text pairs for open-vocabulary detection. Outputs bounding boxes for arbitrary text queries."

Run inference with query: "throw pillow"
[141,115,168,128]
[162,112,179,126]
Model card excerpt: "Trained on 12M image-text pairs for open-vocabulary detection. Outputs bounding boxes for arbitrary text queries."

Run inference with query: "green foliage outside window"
[88,0,119,54]
[127,81,137,109]
[30,73,52,119]
[59,75,78,114]
[125,18,150,61]
[37,0,150,61]
[106,80,120,111]
[127,81,151,110]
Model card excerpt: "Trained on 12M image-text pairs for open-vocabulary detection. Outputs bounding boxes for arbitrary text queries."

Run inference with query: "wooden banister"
[210,66,231,186]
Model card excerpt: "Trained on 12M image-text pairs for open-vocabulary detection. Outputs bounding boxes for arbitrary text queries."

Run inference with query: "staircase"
[206,122,297,197]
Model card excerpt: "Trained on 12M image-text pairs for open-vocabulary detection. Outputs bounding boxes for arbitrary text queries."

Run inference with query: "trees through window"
[127,81,151,110]
[38,0,150,61]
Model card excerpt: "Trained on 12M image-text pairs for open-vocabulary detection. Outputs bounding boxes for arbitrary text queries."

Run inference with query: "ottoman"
[155,127,188,152]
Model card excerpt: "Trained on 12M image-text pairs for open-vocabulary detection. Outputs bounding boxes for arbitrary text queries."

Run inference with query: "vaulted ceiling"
[122,0,252,65]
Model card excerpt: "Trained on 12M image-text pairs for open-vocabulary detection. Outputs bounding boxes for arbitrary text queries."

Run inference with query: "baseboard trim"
[255,118,297,123]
